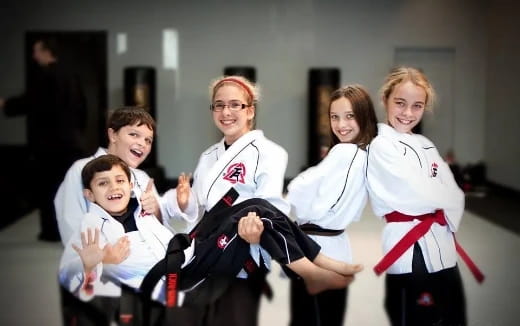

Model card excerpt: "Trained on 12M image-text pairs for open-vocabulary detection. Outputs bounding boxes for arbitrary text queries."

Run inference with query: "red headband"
[214,78,254,101]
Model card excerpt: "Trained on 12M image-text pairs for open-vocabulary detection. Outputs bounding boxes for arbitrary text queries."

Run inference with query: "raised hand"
[176,172,192,212]
[140,178,161,218]
[103,235,130,265]
[238,211,264,244]
[72,228,104,274]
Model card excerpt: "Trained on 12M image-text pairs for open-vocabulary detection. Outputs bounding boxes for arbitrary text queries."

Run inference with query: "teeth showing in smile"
[338,130,350,136]
[220,119,235,125]
[130,149,143,158]
[108,194,123,200]
[397,118,413,125]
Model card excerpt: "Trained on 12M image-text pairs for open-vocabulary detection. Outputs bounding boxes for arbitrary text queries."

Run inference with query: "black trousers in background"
[60,285,119,326]
[385,244,467,326]
[34,148,82,241]
[289,277,348,326]
[201,277,264,326]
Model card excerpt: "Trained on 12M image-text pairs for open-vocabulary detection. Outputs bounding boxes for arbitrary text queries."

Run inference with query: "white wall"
[0,0,502,183]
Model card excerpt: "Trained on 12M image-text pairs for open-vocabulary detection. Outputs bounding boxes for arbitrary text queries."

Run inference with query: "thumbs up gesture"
[140,178,161,219]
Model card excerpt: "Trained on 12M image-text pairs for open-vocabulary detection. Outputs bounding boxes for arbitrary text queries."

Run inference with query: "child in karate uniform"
[286,84,378,326]
[367,66,483,326]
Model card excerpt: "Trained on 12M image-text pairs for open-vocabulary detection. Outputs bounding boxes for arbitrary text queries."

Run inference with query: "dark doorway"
[0,31,107,230]
[26,31,108,153]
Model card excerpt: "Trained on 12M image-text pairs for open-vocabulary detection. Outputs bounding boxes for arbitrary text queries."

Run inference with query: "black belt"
[299,223,344,236]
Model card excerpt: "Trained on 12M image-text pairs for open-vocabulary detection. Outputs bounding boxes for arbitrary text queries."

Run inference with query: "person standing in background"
[0,37,86,242]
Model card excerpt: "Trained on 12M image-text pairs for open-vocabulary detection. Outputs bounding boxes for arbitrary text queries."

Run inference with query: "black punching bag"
[224,66,256,82]
[223,66,257,128]
[308,68,340,167]
[124,67,157,168]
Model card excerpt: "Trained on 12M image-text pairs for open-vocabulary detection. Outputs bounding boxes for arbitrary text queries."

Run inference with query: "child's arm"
[72,228,104,274]
[54,161,89,244]
[59,227,105,301]
[140,178,162,219]
[102,235,130,265]
[238,211,265,244]
[161,172,199,225]
[172,172,190,211]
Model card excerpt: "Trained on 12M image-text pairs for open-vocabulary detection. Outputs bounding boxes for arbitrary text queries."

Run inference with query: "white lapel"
[133,206,172,260]
[86,203,125,245]
[201,130,263,207]
[89,202,171,260]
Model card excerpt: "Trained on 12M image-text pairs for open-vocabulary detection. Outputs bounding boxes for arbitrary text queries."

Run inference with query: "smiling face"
[212,84,255,145]
[384,80,426,134]
[330,97,360,143]
[83,165,132,216]
[107,123,153,168]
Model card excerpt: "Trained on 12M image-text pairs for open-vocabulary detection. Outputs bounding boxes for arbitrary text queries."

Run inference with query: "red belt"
[374,210,484,283]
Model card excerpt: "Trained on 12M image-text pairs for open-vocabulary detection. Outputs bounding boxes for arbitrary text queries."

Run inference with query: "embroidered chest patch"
[417,292,435,307]
[223,162,246,184]
[217,234,229,249]
[431,162,438,177]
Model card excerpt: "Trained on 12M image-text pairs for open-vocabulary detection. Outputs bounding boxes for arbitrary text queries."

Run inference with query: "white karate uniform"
[58,202,177,303]
[179,130,290,277]
[54,147,196,245]
[366,123,464,274]
[286,143,368,263]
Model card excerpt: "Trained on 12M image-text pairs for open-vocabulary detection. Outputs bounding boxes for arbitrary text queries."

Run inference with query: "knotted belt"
[374,210,484,283]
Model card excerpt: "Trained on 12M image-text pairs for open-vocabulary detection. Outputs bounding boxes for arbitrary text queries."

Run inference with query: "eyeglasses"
[210,101,250,112]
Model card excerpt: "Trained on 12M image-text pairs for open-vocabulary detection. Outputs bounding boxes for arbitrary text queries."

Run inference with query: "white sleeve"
[58,218,104,301]
[287,145,358,222]
[254,146,290,215]
[286,165,322,220]
[54,162,89,245]
[161,188,199,224]
[367,137,464,231]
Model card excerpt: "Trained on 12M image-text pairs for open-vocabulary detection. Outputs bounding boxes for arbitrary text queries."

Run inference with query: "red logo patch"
[217,234,229,249]
[417,292,435,306]
[223,162,246,184]
[120,314,133,324]
[431,162,438,177]
[222,195,233,206]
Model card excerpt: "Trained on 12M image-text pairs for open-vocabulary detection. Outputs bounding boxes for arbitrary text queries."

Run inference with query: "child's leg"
[313,252,363,276]
[286,257,355,295]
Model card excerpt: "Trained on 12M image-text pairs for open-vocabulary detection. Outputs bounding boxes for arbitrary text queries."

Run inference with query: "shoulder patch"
[431,162,438,177]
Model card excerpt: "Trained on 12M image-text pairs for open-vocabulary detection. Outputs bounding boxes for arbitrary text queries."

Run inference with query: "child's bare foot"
[304,268,354,295]
[337,262,364,276]
[313,253,364,276]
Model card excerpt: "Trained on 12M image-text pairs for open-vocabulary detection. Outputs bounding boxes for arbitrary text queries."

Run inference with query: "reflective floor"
[1,206,518,325]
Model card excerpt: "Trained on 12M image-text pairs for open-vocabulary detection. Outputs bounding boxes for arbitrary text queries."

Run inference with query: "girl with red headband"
[176,75,289,325]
